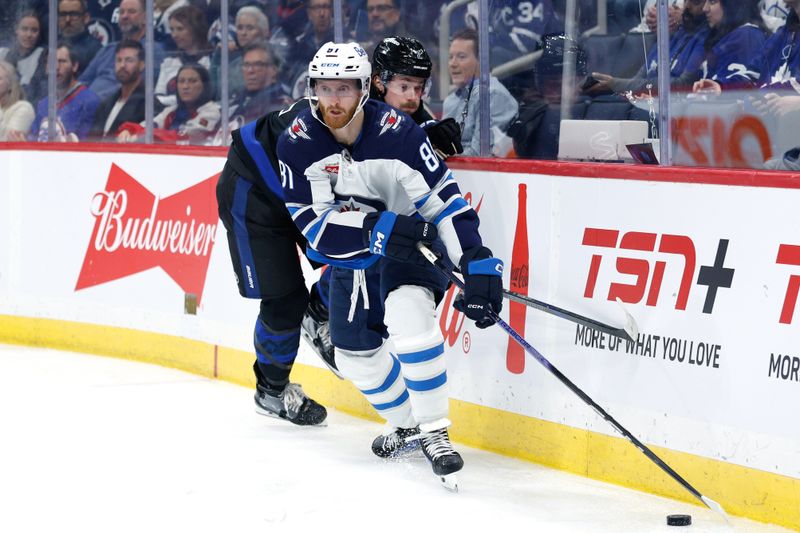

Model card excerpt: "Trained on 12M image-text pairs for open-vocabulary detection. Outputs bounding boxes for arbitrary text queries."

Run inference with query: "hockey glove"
[362,212,438,265]
[454,246,503,329]
[423,118,463,160]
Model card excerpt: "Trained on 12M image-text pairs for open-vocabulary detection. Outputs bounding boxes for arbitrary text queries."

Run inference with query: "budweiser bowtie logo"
[75,163,220,305]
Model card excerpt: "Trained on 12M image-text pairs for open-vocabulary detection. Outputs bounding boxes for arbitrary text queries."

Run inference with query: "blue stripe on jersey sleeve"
[304,210,332,244]
[240,121,284,200]
[293,207,317,232]
[434,197,470,225]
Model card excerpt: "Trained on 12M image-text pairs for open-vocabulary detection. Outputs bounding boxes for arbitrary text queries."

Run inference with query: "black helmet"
[372,36,432,81]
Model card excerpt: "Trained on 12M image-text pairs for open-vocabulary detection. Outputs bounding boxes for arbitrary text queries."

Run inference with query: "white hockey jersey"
[276,99,483,270]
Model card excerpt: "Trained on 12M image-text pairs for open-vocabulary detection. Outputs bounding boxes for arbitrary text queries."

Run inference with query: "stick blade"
[615,297,640,341]
[701,495,730,524]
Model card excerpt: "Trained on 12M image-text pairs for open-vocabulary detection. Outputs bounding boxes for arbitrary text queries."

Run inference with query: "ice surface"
[0,344,791,533]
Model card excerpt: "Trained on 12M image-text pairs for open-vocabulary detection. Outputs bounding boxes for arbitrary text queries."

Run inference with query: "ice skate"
[254,382,327,426]
[371,425,421,458]
[301,297,342,379]
[419,419,463,492]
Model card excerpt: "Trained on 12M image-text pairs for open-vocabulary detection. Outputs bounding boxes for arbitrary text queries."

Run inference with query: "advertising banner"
[1,148,798,485]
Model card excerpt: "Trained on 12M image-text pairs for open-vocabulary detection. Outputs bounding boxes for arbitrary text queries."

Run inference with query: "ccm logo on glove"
[362,212,438,265]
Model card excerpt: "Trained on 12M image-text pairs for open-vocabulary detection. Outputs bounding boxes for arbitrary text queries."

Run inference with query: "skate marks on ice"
[0,344,791,533]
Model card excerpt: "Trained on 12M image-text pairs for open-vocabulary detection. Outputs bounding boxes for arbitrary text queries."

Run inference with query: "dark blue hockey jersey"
[698,24,767,88]
[276,99,482,270]
[759,17,800,91]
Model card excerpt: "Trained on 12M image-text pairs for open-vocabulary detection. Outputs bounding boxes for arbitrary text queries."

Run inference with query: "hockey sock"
[336,343,416,429]
[384,286,449,424]
[254,316,301,392]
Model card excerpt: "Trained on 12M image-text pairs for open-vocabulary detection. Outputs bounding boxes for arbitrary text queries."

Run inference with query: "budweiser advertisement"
[76,163,219,305]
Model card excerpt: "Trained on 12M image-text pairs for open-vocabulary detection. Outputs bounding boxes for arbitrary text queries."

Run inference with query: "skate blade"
[439,473,459,492]
[254,405,328,427]
[300,333,344,380]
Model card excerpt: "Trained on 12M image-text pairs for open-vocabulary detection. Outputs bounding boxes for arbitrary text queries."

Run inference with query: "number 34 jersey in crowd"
[276,99,482,270]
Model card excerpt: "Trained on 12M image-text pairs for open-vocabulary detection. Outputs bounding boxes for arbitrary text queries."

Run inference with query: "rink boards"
[0,145,798,530]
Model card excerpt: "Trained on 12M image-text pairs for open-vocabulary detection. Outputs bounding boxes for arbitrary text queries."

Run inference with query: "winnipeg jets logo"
[287,117,312,141]
[378,109,403,136]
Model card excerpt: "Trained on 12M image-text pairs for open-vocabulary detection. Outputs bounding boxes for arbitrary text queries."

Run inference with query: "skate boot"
[254,382,327,426]
[419,419,463,491]
[300,296,342,379]
[371,425,421,458]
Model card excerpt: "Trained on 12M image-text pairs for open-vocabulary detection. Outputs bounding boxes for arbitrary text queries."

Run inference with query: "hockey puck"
[667,514,692,526]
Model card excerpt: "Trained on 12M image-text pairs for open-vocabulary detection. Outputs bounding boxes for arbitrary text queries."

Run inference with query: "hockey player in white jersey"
[276,42,503,488]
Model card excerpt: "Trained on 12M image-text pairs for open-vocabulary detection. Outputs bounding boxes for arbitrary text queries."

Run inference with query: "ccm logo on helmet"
[321,63,339,68]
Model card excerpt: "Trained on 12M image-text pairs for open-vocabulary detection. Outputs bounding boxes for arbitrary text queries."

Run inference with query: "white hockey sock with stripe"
[335,343,416,428]
[384,285,449,424]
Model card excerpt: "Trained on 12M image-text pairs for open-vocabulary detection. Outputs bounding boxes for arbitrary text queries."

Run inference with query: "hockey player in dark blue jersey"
[277,42,504,489]
[215,37,461,428]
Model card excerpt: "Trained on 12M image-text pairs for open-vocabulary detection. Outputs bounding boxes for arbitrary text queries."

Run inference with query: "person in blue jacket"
[585,0,710,95]
[693,0,767,92]
[30,42,99,141]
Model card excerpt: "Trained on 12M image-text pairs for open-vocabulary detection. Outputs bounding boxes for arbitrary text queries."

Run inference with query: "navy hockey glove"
[454,246,503,329]
[423,118,463,160]
[362,212,438,265]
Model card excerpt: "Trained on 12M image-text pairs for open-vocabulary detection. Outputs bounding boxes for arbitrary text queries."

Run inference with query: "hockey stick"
[417,243,728,520]
[502,290,639,343]
[444,261,639,342]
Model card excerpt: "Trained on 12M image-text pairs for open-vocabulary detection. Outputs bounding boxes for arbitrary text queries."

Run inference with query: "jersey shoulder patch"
[286,113,314,142]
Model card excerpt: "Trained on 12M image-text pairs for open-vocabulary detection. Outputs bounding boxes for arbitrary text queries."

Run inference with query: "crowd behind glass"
[0,0,798,169]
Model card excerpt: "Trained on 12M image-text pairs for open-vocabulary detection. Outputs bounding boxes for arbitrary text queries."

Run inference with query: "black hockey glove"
[362,212,438,265]
[423,118,463,160]
[454,246,504,329]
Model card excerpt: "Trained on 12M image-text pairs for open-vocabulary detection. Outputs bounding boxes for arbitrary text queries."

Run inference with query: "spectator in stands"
[746,0,800,121]
[509,34,589,160]
[354,0,412,54]
[270,0,310,67]
[439,0,561,65]
[30,42,100,141]
[286,0,335,87]
[229,43,290,124]
[80,0,166,101]
[761,0,790,31]
[57,0,101,76]
[118,63,220,144]
[0,60,35,141]
[154,0,190,49]
[757,0,800,86]
[89,40,150,142]
[155,5,212,107]
[585,0,709,95]
[0,11,47,104]
[210,6,271,101]
[692,0,767,93]
[442,29,518,156]
[630,0,685,33]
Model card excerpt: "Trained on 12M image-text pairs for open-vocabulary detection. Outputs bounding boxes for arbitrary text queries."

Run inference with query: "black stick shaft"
[502,289,633,341]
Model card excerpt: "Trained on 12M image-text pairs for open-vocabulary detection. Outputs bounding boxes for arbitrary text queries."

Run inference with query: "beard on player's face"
[318,98,359,129]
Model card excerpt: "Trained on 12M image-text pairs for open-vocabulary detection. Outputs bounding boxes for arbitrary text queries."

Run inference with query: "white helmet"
[307,41,372,129]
